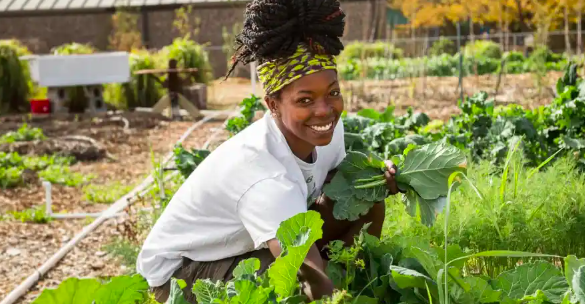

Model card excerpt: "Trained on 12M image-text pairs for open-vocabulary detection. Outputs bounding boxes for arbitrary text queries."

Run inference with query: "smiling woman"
[135,0,401,303]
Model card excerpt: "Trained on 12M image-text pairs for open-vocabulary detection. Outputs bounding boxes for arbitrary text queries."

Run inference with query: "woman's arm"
[266,239,334,301]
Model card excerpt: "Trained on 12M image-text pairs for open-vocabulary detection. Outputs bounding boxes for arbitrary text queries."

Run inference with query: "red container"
[30,99,51,114]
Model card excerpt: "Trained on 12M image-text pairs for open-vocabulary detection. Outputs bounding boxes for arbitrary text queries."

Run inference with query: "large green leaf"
[166,278,192,304]
[450,276,502,304]
[491,261,569,304]
[268,211,324,299]
[31,277,101,304]
[232,258,261,280]
[327,173,376,221]
[573,266,585,304]
[229,280,271,304]
[565,255,585,290]
[93,274,149,304]
[396,141,467,200]
[389,265,433,289]
[402,189,447,227]
[192,279,225,304]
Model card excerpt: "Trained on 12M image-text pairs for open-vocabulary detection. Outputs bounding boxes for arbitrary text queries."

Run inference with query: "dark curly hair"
[225,0,346,78]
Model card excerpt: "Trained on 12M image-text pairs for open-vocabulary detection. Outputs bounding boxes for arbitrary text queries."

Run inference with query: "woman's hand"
[384,160,402,195]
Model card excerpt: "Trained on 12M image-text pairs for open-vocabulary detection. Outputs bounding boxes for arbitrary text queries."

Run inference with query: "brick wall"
[0,12,113,54]
[0,0,377,78]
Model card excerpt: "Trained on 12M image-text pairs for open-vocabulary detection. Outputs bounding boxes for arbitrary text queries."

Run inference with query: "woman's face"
[267,70,344,159]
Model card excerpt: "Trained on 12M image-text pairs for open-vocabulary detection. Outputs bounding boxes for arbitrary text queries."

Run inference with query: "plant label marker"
[43,181,52,218]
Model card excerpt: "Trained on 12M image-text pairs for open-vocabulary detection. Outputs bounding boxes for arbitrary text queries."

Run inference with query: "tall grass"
[383,153,585,278]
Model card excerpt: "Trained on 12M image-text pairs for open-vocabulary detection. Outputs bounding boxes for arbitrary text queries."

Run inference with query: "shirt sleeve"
[237,175,308,249]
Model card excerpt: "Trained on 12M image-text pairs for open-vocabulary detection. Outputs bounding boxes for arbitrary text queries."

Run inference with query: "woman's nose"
[313,99,332,117]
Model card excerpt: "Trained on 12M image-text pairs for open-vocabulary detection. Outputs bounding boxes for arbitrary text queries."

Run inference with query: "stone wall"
[0,0,378,78]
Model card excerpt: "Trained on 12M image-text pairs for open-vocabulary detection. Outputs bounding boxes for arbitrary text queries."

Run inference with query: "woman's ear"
[265,95,279,117]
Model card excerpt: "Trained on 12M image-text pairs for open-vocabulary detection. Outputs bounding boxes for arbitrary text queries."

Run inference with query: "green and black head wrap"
[257,44,338,95]
[225,0,346,95]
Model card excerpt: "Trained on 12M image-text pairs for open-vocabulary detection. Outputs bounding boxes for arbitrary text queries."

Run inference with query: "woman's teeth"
[309,122,333,132]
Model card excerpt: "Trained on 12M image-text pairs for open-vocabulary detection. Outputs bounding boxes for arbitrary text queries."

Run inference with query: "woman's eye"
[298,98,312,104]
[330,90,341,97]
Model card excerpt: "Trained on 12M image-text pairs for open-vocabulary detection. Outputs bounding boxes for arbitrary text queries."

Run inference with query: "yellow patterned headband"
[257,44,337,95]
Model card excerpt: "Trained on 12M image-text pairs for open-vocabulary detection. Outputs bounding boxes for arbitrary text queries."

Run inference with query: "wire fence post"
[457,21,464,104]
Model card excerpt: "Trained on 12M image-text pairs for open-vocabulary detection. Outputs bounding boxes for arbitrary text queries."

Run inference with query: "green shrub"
[0,41,30,113]
[104,49,164,109]
[340,41,403,60]
[504,51,526,62]
[51,42,97,55]
[158,37,213,84]
[464,40,502,59]
[428,37,456,56]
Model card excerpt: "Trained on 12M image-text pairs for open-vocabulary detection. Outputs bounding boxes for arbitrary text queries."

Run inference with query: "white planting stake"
[43,181,52,217]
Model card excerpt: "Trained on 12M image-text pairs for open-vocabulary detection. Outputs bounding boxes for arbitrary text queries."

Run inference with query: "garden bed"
[0,112,228,303]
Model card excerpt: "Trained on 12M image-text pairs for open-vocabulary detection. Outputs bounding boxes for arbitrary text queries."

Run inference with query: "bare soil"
[0,111,228,303]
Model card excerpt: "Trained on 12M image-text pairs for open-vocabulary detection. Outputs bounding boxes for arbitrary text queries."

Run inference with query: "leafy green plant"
[0,41,30,113]
[0,123,46,144]
[31,274,149,304]
[39,165,94,187]
[0,151,76,188]
[104,49,164,109]
[83,182,133,204]
[225,94,266,137]
[429,37,456,57]
[173,143,210,178]
[9,205,51,223]
[158,37,213,85]
[323,142,466,225]
[168,210,324,304]
[463,40,503,59]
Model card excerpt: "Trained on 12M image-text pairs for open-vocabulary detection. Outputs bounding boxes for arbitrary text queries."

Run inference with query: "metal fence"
[335,30,585,119]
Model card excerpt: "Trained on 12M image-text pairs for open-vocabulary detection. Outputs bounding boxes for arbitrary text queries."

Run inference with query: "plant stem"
[354,179,386,189]
[354,175,386,183]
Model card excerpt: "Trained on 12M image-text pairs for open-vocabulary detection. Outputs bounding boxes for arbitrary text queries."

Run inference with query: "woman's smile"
[307,120,336,134]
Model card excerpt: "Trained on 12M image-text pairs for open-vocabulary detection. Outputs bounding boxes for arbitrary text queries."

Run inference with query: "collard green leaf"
[450,276,502,304]
[93,274,149,304]
[396,141,467,200]
[402,189,447,227]
[173,144,211,178]
[389,265,433,289]
[491,261,569,304]
[166,278,192,304]
[326,262,345,289]
[232,258,261,280]
[281,295,309,304]
[192,279,225,304]
[573,266,585,304]
[385,135,428,156]
[268,211,324,299]
[230,279,271,304]
[324,170,377,221]
[337,151,385,176]
[565,255,585,290]
[31,277,101,304]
